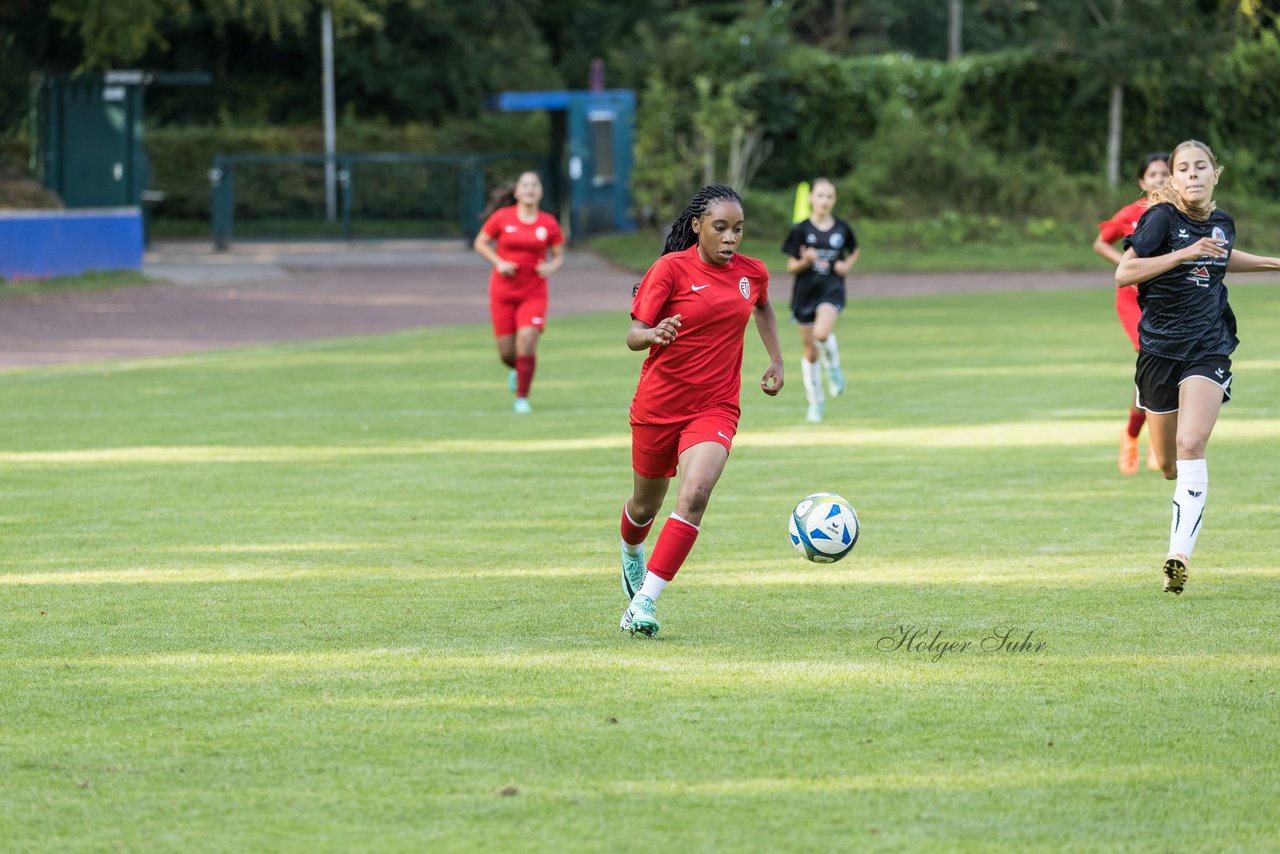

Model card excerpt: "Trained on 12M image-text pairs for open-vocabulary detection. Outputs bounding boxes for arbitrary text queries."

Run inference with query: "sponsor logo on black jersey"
[1188,266,1211,287]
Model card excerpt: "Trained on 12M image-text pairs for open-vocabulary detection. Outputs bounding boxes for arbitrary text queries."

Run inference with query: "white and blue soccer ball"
[788,492,859,563]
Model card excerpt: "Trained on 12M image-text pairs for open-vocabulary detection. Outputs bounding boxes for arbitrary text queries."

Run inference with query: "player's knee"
[1161,462,1178,480]
[629,496,662,523]
[1175,434,1207,460]
[677,487,713,519]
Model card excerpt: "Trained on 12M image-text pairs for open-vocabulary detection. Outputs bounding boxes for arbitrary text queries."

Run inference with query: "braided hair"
[662,184,743,255]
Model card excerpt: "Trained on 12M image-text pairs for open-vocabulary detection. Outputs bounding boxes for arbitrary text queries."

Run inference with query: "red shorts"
[491,287,547,337]
[631,410,738,479]
[1116,286,1141,351]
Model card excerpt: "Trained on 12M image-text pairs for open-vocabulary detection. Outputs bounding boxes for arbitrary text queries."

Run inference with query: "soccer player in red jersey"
[473,171,564,414]
[1115,139,1280,594]
[1093,152,1169,474]
[617,184,785,637]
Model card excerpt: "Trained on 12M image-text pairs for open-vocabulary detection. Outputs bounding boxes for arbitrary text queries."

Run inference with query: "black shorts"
[790,279,846,325]
[1135,352,1233,414]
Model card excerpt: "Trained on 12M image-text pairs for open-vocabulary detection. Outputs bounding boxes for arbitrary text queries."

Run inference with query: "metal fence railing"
[209,152,548,249]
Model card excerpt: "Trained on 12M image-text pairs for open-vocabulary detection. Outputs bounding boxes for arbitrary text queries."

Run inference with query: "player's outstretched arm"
[1115,239,1228,286]
[627,315,682,351]
[753,301,784,396]
[1226,249,1280,273]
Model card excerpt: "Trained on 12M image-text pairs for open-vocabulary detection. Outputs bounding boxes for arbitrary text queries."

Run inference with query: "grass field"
[0,270,153,297]
[2,285,1280,850]
[587,231,1104,277]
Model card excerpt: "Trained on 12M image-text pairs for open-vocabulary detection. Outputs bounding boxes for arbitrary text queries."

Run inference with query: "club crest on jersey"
[738,277,751,298]
[1188,266,1211,288]
[829,233,845,249]
[535,226,548,241]
[1211,226,1227,244]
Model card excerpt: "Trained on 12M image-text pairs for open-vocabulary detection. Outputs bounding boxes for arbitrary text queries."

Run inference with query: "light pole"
[322,6,337,222]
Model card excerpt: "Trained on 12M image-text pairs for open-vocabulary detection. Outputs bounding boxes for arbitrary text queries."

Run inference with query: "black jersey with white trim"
[1124,203,1238,361]
[781,218,857,293]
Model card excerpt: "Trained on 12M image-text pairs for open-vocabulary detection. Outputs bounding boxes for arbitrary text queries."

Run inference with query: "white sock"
[1169,459,1208,560]
[637,572,668,601]
[817,334,841,370]
[800,357,823,405]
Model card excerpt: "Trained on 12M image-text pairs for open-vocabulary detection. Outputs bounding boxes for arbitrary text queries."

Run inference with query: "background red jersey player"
[617,184,784,637]
[1093,152,1169,474]
[473,171,564,414]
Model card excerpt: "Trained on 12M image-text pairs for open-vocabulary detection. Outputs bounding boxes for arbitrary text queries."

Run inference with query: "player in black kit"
[1115,140,1280,595]
[781,178,859,423]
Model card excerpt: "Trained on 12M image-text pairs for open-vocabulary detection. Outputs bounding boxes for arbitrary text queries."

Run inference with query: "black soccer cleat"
[1163,556,1188,595]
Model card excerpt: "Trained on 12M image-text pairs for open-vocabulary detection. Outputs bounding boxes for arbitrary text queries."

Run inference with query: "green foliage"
[632,71,772,228]
[48,0,386,68]
[1207,28,1280,195]
[8,0,1280,231]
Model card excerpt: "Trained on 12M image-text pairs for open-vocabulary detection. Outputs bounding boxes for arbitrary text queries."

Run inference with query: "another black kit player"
[1115,139,1280,595]
[781,178,859,423]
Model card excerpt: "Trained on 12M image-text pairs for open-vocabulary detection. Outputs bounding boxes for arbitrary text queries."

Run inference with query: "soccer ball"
[788,493,859,563]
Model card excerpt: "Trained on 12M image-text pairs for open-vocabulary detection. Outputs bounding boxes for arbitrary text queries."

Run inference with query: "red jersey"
[480,206,564,292]
[630,245,770,424]
[1099,198,1150,289]
[1099,200,1150,245]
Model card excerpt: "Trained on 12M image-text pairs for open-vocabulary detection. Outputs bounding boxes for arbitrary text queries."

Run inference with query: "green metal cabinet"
[38,73,150,209]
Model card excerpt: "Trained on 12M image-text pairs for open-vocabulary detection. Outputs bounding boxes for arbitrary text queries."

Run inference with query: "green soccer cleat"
[621,544,646,600]
[513,397,532,414]
[1163,555,1188,595]
[620,593,659,637]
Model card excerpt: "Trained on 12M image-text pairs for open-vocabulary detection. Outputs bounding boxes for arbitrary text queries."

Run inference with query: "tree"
[1030,0,1236,187]
[47,0,385,69]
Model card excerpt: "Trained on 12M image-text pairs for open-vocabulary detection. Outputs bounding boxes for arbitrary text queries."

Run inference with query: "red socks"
[1127,408,1146,438]
[515,355,536,398]
[620,502,654,546]
[648,515,699,581]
